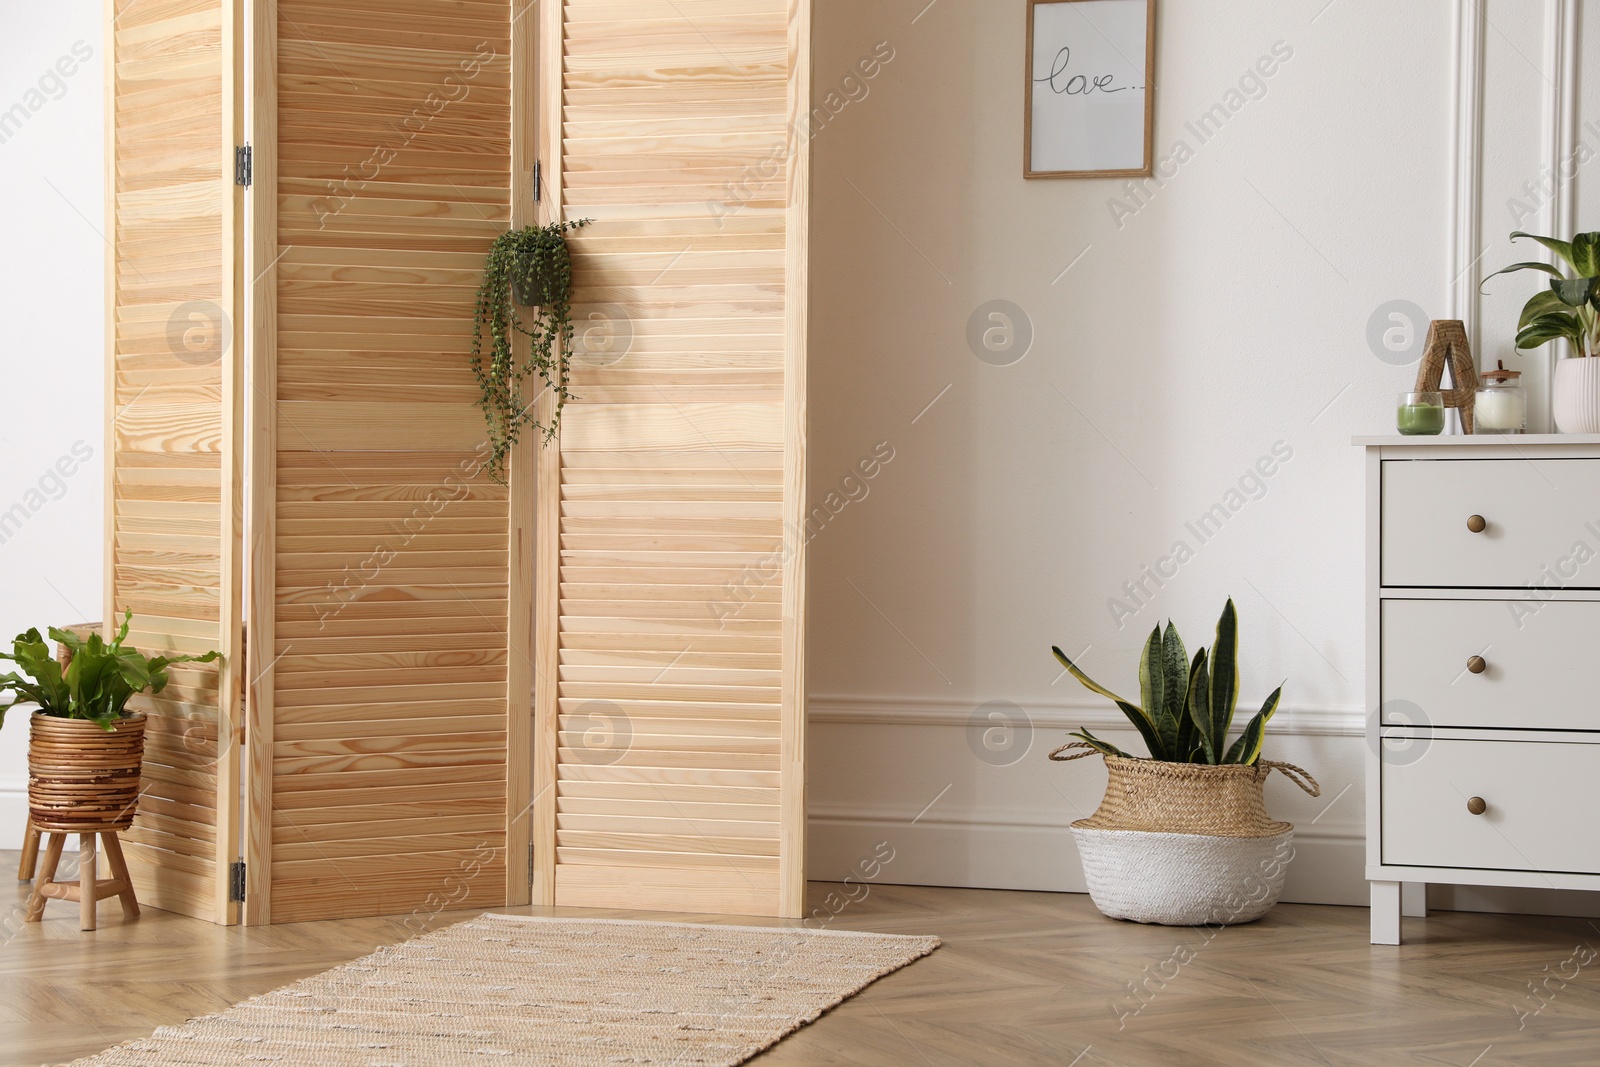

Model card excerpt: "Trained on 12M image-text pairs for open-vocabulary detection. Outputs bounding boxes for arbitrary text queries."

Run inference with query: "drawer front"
[1382,737,1600,873]
[1382,458,1600,588]
[1382,599,1600,730]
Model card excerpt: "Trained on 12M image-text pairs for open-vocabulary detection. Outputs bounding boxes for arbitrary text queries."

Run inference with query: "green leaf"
[1186,649,1215,764]
[1481,260,1566,293]
[1511,231,1577,271]
[0,614,221,726]
[1052,645,1165,760]
[1162,622,1193,758]
[1208,599,1239,757]
[1138,626,1178,759]
[1053,645,1135,708]
[1223,686,1282,765]
[1520,289,1569,328]
[1069,729,1132,760]
[1517,312,1584,350]
[1572,233,1600,276]
[0,629,69,714]
[1550,276,1598,307]
[1137,626,1163,724]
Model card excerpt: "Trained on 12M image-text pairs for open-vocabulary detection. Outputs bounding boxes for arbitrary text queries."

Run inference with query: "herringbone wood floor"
[3,851,1597,1066]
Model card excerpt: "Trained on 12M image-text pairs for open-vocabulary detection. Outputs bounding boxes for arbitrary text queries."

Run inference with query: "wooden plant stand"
[25,825,139,931]
[18,816,41,881]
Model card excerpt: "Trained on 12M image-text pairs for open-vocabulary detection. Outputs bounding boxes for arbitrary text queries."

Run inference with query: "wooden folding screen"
[532,0,810,917]
[246,0,521,923]
[103,0,246,925]
[107,0,807,924]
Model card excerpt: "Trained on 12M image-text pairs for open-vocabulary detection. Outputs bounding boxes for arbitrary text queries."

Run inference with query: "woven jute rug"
[65,913,940,1066]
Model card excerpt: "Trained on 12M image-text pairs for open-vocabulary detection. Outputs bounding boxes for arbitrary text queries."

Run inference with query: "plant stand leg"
[79,832,97,931]
[18,818,40,882]
[1401,881,1427,918]
[101,832,139,920]
[26,833,65,923]
[1371,880,1402,945]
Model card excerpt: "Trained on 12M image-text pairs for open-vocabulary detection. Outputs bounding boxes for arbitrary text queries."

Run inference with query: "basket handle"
[1260,760,1321,797]
[1047,741,1100,762]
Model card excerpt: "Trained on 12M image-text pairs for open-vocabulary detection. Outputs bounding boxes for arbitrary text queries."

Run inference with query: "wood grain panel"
[105,0,243,925]
[536,0,806,917]
[252,2,515,923]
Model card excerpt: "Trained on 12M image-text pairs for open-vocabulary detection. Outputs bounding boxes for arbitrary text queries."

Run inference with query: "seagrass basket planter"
[28,711,147,833]
[1053,744,1319,926]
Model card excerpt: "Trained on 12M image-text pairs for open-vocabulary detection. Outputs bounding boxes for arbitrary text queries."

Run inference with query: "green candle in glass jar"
[1396,392,1445,435]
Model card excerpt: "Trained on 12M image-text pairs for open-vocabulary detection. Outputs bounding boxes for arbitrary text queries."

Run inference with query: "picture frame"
[1024,0,1156,179]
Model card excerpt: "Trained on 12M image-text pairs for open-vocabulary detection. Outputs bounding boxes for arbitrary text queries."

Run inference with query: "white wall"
[5,1,1596,917]
[0,1,105,846]
[803,0,1600,916]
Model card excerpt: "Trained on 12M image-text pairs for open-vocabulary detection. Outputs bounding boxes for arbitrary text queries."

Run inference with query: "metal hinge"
[229,860,246,902]
[235,145,252,188]
[533,159,542,203]
[528,852,535,886]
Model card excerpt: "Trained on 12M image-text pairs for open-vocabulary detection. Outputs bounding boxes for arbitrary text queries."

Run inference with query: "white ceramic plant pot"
[1553,356,1600,434]
[1071,826,1295,925]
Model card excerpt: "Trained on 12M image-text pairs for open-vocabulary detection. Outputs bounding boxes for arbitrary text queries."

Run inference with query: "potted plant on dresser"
[0,611,218,928]
[1049,600,1320,925]
[1484,229,1600,433]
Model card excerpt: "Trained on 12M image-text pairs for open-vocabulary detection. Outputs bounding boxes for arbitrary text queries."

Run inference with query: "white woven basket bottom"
[1071,826,1295,926]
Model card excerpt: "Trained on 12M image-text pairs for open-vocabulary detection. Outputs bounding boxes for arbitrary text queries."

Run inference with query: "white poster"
[1027,0,1152,176]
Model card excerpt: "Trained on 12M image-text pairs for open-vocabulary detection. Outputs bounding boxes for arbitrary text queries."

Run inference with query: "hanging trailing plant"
[470,218,590,483]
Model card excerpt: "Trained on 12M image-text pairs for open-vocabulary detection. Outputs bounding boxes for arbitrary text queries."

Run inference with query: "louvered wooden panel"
[537,0,808,916]
[250,0,516,923]
[104,0,244,924]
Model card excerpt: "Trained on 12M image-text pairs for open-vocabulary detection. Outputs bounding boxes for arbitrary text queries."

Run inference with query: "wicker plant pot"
[28,712,147,832]
[1052,746,1319,926]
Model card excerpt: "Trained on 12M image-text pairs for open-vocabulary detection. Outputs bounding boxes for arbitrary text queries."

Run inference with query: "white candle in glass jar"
[1475,387,1526,431]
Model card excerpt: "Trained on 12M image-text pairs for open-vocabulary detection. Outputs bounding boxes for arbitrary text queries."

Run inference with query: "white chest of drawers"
[1361,436,1600,944]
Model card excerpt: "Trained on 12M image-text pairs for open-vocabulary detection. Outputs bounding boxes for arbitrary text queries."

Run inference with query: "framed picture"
[1025,0,1156,178]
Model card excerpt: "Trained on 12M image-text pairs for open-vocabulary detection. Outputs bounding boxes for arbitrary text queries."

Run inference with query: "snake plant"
[1052,599,1282,765]
[1482,230,1600,358]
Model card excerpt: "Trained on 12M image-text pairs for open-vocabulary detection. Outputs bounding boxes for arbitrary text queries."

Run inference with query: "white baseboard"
[808,806,1368,906]
[0,783,23,852]
[805,694,1600,919]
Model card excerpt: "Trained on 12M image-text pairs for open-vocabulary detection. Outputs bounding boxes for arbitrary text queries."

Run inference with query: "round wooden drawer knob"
[1467,656,1487,674]
[1467,514,1488,533]
[1467,796,1488,816]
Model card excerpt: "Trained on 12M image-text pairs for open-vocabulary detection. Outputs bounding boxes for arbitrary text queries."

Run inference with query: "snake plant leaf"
[1186,648,1215,764]
[1070,729,1132,760]
[1520,290,1570,328]
[1208,599,1239,757]
[1517,313,1585,350]
[1162,622,1194,759]
[1509,231,1577,272]
[1481,260,1566,292]
[1137,626,1163,723]
[1223,685,1283,765]
[1139,626,1180,759]
[1550,275,1598,307]
[1053,645,1165,760]
[1571,232,1600,276]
